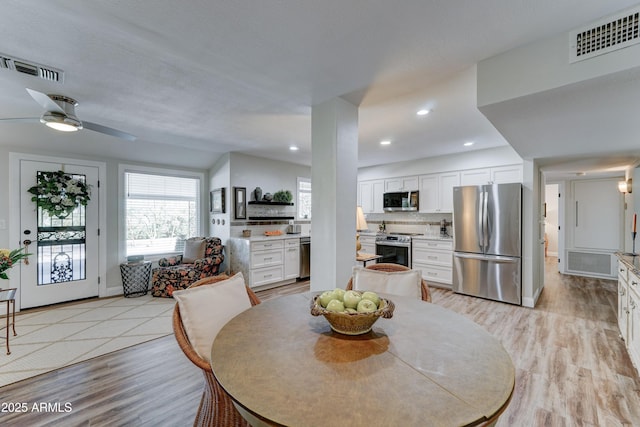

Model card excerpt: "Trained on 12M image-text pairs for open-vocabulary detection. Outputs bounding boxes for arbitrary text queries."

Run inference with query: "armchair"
[151,237,224,297]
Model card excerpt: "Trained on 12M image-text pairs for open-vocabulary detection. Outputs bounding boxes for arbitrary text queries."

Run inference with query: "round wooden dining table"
[210,292,514,427]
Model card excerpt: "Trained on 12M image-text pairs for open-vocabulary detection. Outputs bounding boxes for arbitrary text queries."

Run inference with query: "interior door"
[19,160,100,309]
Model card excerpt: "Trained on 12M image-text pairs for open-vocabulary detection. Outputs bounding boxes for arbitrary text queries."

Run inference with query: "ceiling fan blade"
[0,117,40,123]
[26,88,65,113]
[83,121,137,142]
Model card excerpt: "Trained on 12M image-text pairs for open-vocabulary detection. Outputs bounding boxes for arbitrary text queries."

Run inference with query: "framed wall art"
[210,188,225,213]
[234,187,247,219]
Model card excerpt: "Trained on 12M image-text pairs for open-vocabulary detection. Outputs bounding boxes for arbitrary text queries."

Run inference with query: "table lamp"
[356,206,368,254]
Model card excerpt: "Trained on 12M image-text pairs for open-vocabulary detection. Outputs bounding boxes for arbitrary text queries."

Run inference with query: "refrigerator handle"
[482,190,489,250]
[575,201,578,227]
[477,190,484,252]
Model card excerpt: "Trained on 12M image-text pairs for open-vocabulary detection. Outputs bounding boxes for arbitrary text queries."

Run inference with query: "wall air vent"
[0,53,64,83]
[570,7,640,63]
[566,251,613,277]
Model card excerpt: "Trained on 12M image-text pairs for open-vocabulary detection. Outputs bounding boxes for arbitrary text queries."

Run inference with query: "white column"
[310,97,358,292]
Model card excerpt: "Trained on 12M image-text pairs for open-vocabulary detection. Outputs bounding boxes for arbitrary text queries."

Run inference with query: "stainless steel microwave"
[383,191,419,212]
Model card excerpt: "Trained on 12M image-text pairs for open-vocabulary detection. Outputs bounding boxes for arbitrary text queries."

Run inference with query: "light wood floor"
[1,261,639,426]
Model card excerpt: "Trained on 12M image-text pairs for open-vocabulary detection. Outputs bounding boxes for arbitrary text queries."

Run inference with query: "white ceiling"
[1,1,639,172]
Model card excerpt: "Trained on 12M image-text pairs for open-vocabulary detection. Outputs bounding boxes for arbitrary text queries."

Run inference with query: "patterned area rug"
[0,294,175,387]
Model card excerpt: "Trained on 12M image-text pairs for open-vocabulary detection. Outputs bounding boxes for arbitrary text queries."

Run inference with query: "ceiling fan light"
[40,111,82,132]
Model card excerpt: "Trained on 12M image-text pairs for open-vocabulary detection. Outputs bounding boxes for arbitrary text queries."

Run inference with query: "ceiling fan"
[0,88,136,141]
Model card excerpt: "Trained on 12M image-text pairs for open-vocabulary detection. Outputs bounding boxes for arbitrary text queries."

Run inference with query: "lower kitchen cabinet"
[284,238,300,280]
[617,258,640,376]
[412,238,453,288]
[359,234,376,255]
[228,237,300,290]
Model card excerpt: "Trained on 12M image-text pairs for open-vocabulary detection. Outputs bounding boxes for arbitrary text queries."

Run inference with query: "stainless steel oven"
[375,234,412,267]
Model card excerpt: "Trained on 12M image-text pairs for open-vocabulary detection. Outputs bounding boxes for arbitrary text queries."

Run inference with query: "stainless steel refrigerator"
[452,183,522,305]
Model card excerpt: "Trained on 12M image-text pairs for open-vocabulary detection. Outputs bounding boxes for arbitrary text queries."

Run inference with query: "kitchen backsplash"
[363,212,453,237]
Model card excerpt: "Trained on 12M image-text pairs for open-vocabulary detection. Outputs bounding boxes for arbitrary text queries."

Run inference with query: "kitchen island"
[227,234,307,290]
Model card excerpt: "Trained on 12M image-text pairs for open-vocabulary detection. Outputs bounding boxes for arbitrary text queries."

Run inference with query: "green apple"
[361,291,380,308]
[318,291,336,308]
[326,299,345,312]
[332,288,346,302]
[342,290,362,309]
[345,308,358,314]
[356,298,377,313]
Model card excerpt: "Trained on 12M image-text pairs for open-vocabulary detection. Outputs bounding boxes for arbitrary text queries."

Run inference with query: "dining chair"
[173,274,260,427]
[0,288,17,355]
[346,263,432,302]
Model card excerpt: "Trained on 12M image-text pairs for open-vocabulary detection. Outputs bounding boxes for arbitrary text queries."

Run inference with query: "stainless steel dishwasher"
[299,236,310,279]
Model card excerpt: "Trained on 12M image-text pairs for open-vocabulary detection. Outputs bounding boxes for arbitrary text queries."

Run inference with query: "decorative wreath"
[27,170,91,219]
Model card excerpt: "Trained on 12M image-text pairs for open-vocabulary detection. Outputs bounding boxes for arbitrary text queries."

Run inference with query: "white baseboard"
[103,286,125,297]
[522,296,535,308]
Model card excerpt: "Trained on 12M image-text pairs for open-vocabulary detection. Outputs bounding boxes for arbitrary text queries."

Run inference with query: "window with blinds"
[298,177,311,219]
[124,171,200,256]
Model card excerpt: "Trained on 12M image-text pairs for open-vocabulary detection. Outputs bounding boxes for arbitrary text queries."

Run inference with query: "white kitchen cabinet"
[629,284,640,369]
[385,176,419,192]
[460,165,523,186]
[419,172,459,213]
[412,238,453,287]
[358,179,384,213]
[284,238,300,280]
[359,234,376,255]
[228,237,300,290]
[491,165,523,184]
[460,169,491,186]
[619,261,629,342]
[250,240,284,287]
[617,257,640,376]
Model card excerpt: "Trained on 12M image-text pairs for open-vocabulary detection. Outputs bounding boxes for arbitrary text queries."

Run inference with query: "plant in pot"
[273,190,293,203]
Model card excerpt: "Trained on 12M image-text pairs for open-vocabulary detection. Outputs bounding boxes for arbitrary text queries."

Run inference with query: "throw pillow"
[182,238,206,263]
[352,266,422,299]
[173,272,252,362]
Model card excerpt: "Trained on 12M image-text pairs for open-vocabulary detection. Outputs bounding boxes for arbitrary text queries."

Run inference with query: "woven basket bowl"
[310,294,395,335]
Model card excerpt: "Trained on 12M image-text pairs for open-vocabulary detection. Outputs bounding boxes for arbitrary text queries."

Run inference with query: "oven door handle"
[376,242,411,247]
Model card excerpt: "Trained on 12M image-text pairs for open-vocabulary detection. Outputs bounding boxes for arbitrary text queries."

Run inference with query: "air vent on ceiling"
[0,53,64,83]
[570,7,640,63]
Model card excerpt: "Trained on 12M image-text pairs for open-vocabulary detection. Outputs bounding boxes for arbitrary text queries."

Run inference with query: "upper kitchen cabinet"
[419,172,460,213]
[460,165,523,186]
[358,179,384,214]
[384,176,419,192]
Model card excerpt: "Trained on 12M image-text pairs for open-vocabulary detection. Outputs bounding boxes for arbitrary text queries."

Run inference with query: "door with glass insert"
[19,160,99,309]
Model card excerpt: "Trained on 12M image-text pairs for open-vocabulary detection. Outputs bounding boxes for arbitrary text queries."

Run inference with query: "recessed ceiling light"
[289,145,299,151]
[380,140,391,145]
[416,109,430,116]
[464,141,474,147]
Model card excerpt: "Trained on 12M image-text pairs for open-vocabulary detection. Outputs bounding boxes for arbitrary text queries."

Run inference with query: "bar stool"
[0,288,17,355]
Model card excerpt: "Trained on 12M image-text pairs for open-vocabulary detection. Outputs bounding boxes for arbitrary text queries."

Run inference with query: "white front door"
[19,159,100,309]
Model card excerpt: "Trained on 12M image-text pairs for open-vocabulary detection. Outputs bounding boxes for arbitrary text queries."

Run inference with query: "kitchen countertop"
[616,251,640,274]
[230,234,308,242]
[412,235,453,241]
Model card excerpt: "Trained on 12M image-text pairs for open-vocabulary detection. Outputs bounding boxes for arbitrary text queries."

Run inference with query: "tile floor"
[0,294,175,387]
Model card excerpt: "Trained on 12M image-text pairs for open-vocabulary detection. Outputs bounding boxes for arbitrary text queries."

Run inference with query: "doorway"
[10,153,107,310]
[544,184,559,262]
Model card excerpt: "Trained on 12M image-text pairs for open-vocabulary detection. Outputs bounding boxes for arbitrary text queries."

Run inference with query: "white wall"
[230,153,310,199]
[477,15,640,107]
[209,153,231,242]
